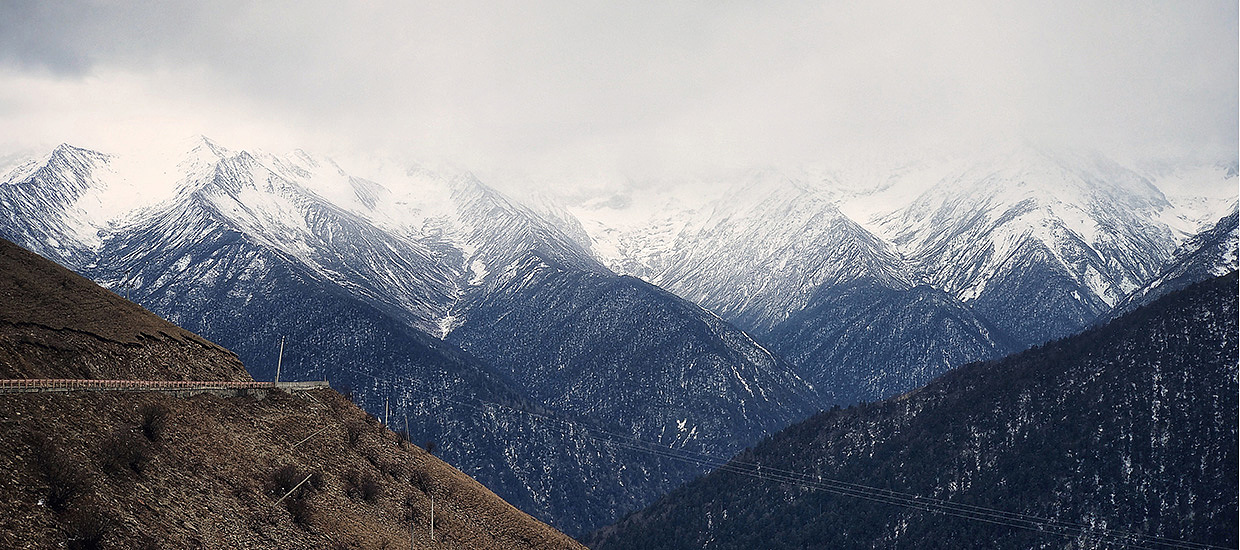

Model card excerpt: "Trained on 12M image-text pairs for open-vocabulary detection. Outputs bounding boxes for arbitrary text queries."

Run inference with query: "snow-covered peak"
[0,144,118,262]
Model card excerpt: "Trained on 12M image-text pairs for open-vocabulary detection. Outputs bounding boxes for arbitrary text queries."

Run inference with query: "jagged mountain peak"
[450,172,607,279]
[5,143,111,194]
[0,144,118,265]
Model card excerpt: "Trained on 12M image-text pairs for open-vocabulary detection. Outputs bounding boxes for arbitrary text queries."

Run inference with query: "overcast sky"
[0,1,1235,182]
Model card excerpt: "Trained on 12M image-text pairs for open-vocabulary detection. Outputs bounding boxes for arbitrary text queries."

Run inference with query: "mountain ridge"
[588,270,1238,550]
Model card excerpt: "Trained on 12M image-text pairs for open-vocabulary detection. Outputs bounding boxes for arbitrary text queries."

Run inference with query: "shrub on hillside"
[345,421,367,448]
[342,469,382,503]
[28,434,90,512]
[270,465,306,498]
[63,507,112,550]
[100,432,152,476]
[138,403,169,442]
[409,469,434,495]
[286,496,321,530]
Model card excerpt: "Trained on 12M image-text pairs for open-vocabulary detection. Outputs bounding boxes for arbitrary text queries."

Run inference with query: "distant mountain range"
[568,147,1236,403]
[1,139,1234,534]
[0,140,820,535]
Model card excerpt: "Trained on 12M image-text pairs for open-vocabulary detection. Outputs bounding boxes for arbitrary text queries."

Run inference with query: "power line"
[332,365,1228,550]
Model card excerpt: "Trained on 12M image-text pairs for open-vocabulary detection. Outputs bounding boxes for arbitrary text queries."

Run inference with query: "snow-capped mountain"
[148,139,463,334]
[2,138,1232,533]
[877,148,1187,347]
[563,168,1014,404]
[0,144,116,267]
[563,147,1228,404]
[0,140,826,535]
[647,170,914,336]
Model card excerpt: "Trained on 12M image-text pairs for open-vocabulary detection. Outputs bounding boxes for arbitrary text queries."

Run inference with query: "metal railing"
[0,379,330,392]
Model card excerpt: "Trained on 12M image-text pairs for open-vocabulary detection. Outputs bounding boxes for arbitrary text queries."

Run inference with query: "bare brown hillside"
[1,388,585,549]
[0,237,248,381]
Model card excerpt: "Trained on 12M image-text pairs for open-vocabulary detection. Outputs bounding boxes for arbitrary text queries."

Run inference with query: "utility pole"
[275,336,285,383]
[384,397,390,426]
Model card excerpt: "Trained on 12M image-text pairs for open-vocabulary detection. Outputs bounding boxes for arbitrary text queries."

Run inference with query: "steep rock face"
[1108,208,1238,319]
[449,251,822,455]
[879,149,1181,347]
[765,279,1014,404]
[589,272,1238,550]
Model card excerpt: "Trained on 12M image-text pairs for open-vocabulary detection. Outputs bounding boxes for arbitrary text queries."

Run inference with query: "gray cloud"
[0,0,1235,179]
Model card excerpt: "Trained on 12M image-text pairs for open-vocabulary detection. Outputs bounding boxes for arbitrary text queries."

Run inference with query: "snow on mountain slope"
[160,139,463,334]
[1138,160,1238,234]
[560,178,713,278]
[1108,208,1239,319]
[0,144,117,266]
[626,170,915,335]
[449,174,607,283]
[558,149,1226,403]
[877,148,1184,346]
[555,168,1015,407]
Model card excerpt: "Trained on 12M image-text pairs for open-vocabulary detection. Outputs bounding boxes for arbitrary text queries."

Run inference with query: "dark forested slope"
[590,272,1238,550]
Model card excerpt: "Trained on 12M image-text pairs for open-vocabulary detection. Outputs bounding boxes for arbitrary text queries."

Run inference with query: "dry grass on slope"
[0,387,585,550]
[0,237,246,380]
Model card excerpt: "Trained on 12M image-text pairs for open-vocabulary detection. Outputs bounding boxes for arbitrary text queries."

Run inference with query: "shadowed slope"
[590,272,1237,550]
